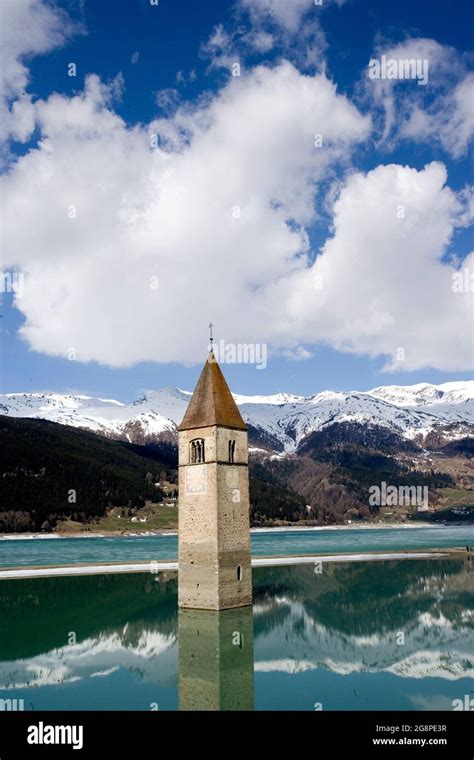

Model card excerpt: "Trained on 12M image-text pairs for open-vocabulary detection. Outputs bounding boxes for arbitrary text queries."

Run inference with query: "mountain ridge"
[1,380,473,453]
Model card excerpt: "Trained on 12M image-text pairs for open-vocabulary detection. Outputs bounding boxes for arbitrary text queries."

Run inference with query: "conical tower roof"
[178,352,247,432]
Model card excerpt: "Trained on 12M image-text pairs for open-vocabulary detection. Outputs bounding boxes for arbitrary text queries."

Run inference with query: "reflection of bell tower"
[178,607,254,710]
[177,351,252,610]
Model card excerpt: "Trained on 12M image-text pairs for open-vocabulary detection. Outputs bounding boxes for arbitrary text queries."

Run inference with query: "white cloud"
[155,87,180,112]
[1,62,370,367]
[239,0,316,34]
[365,37,474,159]
[203,0,329,70]
[201,23,236,72]
[1,18,471,374]
[239,0,347,35]
[246,30,274,53]
[400,72,474,159]
[0,0,79,144]
[266,162,473,371]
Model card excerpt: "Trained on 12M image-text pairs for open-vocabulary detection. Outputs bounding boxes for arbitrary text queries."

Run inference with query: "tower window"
[236,564,242,581]
[190,439,205,464]
[228,439,236,463]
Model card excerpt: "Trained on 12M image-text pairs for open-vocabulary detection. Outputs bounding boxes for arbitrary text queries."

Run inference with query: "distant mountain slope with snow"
[1,381,473,452]
[368,381,474,407]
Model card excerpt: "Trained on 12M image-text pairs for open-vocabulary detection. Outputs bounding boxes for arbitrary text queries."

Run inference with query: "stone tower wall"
[178,425,252,610]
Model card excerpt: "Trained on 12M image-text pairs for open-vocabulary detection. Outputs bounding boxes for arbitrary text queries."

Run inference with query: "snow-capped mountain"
[0,381,473,452]
[368,381,474,407]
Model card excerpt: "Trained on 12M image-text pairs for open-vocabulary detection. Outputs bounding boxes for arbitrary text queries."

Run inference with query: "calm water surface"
[1,525,474,568]
[0,558,472,710]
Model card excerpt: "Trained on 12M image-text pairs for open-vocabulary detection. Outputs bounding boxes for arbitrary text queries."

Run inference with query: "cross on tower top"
[209,322,214,351]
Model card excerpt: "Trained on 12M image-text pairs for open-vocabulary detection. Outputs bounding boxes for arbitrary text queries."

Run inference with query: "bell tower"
[177,351,252,610]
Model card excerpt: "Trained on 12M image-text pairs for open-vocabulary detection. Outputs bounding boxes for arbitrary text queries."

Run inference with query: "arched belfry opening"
[190,438,205,464]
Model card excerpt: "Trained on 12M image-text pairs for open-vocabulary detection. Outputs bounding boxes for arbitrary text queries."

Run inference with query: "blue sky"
[0,0,473,400]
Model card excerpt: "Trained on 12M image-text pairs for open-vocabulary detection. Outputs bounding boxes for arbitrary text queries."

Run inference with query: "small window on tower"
[229,439,236,463]
[190,438,205,464]
[236,564,242,581]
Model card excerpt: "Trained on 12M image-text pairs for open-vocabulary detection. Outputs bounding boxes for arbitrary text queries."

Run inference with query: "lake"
[0,556,472,711]
[1,524,474,568]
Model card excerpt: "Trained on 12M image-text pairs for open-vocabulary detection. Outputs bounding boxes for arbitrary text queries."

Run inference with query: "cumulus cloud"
[1,63,370,366]
[0,0,79,144]
[266,162,473,371]
[400,72,474,159]
[1,8,471,375]
[364,37,474,159]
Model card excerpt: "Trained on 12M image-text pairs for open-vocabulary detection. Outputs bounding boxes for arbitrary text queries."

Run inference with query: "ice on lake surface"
[1,524,474,567]
[0,557,472,711]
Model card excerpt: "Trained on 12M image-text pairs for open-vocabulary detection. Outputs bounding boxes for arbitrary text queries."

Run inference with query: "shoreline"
[0,549,454,580]
[0,521,439,541]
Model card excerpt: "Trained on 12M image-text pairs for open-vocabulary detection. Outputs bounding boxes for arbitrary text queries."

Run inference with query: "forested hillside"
[1,415,470,533]
[0,416,175,531]
[0,416,307,532]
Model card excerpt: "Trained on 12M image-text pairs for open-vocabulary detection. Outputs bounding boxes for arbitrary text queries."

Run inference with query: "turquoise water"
[0,558,472,710]
[1,525,474,568]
